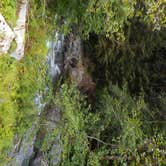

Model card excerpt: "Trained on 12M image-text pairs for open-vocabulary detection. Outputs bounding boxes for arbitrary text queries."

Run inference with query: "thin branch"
[87,135,117,148]
[144,121,166,123]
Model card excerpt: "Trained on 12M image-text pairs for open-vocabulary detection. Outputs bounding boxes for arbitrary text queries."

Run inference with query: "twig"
[87,135,117,148]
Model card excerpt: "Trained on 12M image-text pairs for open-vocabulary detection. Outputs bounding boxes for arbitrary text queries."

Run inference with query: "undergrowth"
[52,83,166,165]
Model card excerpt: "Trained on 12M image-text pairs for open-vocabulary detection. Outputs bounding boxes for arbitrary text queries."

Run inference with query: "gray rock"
[0,13,15,54]
[30,108,61,166]
[7,122,38,166]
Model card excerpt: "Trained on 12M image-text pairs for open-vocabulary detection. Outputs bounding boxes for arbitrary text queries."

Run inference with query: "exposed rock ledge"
[0,0,28,60]
[10,0,28,60]
[0,14,15,54]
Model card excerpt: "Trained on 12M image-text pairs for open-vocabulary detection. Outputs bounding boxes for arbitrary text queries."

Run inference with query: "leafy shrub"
[85,19,166,96]
[55,84,89,166]
[55,83,166,165]
[0,0,16,26]
[49,0,165,40]
[0,55,18,161]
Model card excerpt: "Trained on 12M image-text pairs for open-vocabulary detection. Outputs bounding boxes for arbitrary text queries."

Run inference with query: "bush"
[55,83,166,165]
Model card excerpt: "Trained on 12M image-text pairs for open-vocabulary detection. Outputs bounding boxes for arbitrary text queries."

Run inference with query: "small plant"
[55,84,89,166]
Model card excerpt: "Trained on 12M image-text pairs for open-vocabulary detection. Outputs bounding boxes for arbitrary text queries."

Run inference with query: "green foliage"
[0,55,18,161]
[53,0,136,39]
[54,83,166,165]
[86,20,166,96]
[53,0,165,163]
[0,0,165,165]
[96,85,165,165]
[0,52,47,164]
[55,84,89,166]
[92,85,144,150]
[0,0,16,26]
[82,0,136,39]
[144,0,166,30]
[0,0,50,164]
[14,0,49,134]
[51,0,165,40]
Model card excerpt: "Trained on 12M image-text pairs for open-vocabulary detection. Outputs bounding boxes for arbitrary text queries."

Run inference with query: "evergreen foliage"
[55,84,89,166]
[0,0,165,165]
[52,0,165,39]
[54,84,166,165]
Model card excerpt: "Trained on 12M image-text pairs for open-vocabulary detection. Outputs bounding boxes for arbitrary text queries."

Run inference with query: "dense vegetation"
[0,0,49,162]
[0,0,166,165]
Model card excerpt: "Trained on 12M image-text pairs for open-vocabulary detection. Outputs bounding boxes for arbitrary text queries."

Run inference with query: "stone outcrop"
[10,0,28,60]
[64,33,95,96]
[7,123,38,166]
[7,32,95,166]
[0,0,28,60]
[0,14,15,54]
[29,108,61,166]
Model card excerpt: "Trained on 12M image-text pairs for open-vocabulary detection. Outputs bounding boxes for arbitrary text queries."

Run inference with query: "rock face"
[0,14,15,54]
[30,108,61,166]
[7,108,61,166]
[65,33,95,95]
[0,0,28,59]
[7,32,95,166]
[10,0,28,60]
[7,33,64,166]
[7,123,38,166]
